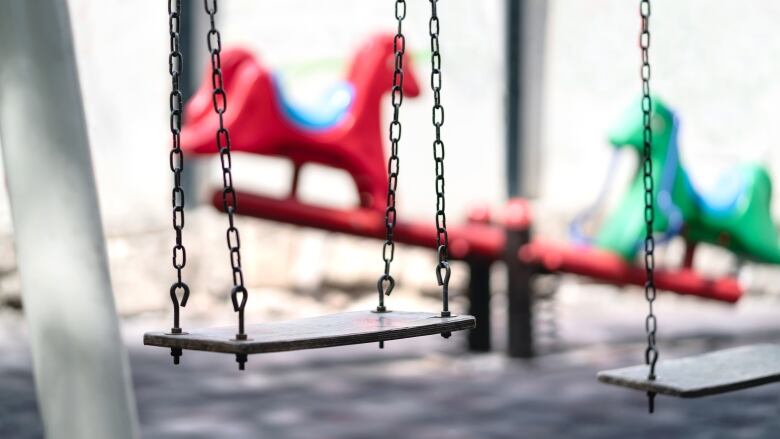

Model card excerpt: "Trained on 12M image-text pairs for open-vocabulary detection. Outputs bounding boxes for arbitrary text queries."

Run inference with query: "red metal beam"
[519,239,742,303]
[217,190,506,261]
[218,191,742,302]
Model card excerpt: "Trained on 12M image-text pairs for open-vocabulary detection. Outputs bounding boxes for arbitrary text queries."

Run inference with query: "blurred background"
[3,0,780,438]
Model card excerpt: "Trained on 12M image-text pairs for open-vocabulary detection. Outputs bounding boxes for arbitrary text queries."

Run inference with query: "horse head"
[181,47,286,155]
[184,47,259,127]
[347,33,421,109]
[608,95,675,157]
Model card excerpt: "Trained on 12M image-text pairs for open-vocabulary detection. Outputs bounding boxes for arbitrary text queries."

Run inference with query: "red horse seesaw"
[181,33,505,260]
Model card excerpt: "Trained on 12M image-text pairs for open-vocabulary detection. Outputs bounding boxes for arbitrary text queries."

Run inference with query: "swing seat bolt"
[440,311,451,318]
[171,347,182,365]
[441,331,452,339]
[236,353,248,370]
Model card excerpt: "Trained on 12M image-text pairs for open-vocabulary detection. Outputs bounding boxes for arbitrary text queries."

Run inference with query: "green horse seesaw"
[521,96,778,303]
[571,96,780,266]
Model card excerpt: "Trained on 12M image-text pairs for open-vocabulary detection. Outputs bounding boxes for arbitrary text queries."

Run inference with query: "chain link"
[167,0,189,340]
[639,0,659,413]
[203,0,249,342]
[429,0,451,318]
[376,0,407,313]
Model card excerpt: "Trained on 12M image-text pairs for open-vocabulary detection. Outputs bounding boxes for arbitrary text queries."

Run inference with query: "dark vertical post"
[505,0,532,358]
[504,0,547,358]
[506,215,534,358]
[505,0,523,198]
[180,3,203,208]
[506,0,547,198]
[467,257,492,351]
[504,195,534,358]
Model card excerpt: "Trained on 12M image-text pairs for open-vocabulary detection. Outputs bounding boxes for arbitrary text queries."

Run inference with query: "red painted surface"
[183,33,507,262]
[503,198,533,230]
[181,34,420,212]
[216,190,506,261]
[519,239,743,303]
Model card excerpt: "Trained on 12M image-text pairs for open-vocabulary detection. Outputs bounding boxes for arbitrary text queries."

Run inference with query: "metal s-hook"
[375,273,395,314]
[169,282,190,333]
[168,282,189,365]
[230,285,249,370]
[436,260,451,288]
[375,273,395,348]
[436,246,451,319]
[230,285,249,341]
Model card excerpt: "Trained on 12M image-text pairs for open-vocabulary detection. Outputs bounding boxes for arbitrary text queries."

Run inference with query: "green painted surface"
[594,97,780,264]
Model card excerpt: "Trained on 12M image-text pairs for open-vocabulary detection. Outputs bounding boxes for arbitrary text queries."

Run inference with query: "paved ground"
[3,283,780,439]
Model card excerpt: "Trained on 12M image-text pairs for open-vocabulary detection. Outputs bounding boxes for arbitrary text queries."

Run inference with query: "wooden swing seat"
[597,344,780,398]
[144,310,475,355]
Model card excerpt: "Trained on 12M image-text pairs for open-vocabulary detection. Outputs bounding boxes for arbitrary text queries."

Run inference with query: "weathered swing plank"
[145,310,475,355]
[598,344,780,398]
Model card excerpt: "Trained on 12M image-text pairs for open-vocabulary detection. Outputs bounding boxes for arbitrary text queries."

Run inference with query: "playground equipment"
[518,95,780,305]
[179,32,506,260]
[181,33,421,212]
[169,0,780,370]
[572,96,780,265]
[145,0,475,369]
[598,0,780,412]
[178,31,511,353]
[173,20,757,358]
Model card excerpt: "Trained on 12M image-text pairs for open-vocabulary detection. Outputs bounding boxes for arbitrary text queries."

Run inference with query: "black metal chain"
[639,0,659,413]
[429,0,451,321]
[203,1,250,363]
[376,0,407,314]
[167,1,189,366]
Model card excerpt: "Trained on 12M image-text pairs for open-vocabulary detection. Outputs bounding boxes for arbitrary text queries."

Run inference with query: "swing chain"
[203,0,249,342]
[639,0,659,413]
[376,0,407,312]
[429,0,451,318]
[167,0,189,340]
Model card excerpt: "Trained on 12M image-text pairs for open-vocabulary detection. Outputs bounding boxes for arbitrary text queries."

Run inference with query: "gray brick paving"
[3,326,780,439]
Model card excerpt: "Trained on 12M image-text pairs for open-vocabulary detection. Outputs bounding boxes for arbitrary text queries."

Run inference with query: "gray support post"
[506,222,534,358]
[505,0,523,197]
[505,0,547,198]
[180,3,205,208]
[0,3,139,438]
[466,257,492,352]
[505,0,547,358]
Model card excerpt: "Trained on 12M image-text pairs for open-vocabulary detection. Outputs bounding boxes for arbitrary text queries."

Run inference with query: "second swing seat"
[144,310,475,355]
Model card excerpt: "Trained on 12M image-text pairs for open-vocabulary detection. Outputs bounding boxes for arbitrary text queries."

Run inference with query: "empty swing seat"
[598,344,780,398]
[144,310,475,355]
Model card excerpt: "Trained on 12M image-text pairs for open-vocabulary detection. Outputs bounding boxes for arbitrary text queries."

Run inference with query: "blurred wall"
[0,0,779,236]
[543,0,780,219]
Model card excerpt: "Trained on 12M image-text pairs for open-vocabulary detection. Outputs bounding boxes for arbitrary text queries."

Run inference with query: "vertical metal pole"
[505,202,534,358]
[505,0,523,198]
[505,0,547,198]
[466,258,492,352]
[179,3,204,208]
[506,222,534,358]
[505,0,547,358]
[0,3,139,439]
